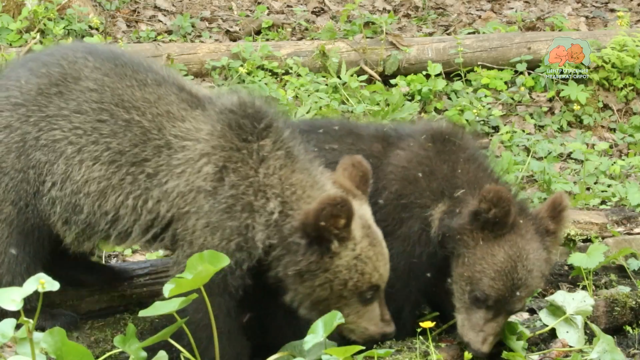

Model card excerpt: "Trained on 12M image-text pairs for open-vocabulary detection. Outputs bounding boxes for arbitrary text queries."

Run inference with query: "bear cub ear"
[301,194,355,250]
[334,155,373,198]
[533,191,571,244]
[468,184,516,235]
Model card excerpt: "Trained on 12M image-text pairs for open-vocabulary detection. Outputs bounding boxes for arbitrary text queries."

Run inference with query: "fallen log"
[45,257,172,320]
[42,208,640,321]
[2,30,638,78]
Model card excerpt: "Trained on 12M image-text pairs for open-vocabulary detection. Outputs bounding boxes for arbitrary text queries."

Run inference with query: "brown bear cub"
[0,42,395,360]
[243,118,570,358]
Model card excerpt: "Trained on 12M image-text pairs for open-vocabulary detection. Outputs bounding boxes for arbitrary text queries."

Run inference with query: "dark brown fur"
[243,118,570,358]
[0,43,395,360]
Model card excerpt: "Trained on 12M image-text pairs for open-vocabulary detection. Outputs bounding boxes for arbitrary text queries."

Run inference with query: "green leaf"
[569,353,582,360]
[113,323,147,359]
[0,287,30,312]
[0,318,17,346]
[501,321,530,355]
[22,273,61,294]
[598,247,638,270]
[303,311,345,350]
[538,290,594,347]
[16,331,45,360]
[138,294,199,317]
[628,258,640,271]
[41,327,95,360]
[324,345,365,359]
[567,242,609,270]
[587,322,626,360]
[278,338,338,360]
[501,351,526,360]
[384,53,400,75]
[139,318,188,348]
[163,250,230,298]
[354,349,395,359]
[152,351,169,360]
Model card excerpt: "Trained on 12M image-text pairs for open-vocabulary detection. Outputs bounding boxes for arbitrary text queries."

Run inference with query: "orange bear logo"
[547,43,586,67]
[567,43,585,64]
[548,45,568,67]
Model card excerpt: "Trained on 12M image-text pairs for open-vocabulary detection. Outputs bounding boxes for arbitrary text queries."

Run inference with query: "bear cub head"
[280,154,395,345]
[434,184,570,357]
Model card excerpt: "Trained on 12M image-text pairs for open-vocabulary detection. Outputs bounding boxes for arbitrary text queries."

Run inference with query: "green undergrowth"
[187,30,639,211]
[0,251,396,360]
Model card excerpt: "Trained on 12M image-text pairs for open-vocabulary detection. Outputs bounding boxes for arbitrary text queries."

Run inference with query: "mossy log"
[2,29,639,78]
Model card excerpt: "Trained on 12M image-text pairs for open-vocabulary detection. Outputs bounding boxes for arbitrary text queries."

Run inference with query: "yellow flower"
[617,11,625,18]
[573,103,580,111]
[419,321,436,329]
[519,86,525,92]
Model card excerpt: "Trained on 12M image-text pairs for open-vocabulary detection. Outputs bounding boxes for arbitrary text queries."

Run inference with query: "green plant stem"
[199,286,220,360]
[265,351,292,360]
[96,349,124,360]
[168,338,197,360]
[20,309,37,360]
[527,345,592,356]
[32,292,44,328]
[580,267,592,297]
[430,318,456,338]
[533,313,569,336]
[173,312,201,360]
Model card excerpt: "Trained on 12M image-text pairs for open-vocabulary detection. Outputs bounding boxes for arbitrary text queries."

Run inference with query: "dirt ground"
[101,0,640,44]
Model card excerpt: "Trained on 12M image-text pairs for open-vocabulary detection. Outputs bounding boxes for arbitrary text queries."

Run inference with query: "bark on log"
[46,257,172,320]
[44,208,640,320]
[2,30,638,78]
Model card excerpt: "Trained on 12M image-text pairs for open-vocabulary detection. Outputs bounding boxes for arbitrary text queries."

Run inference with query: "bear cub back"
[0,42,395,359]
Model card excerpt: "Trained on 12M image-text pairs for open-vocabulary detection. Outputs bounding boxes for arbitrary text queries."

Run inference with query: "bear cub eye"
[469,291,489,308]
[358,285,380,305]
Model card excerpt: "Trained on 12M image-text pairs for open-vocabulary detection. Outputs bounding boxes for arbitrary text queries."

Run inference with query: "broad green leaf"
[7,356,33,360]
[538,291,594,347]
[0,318,17,345]
[567,242,608,270]
[303,311,345,351]
[324,345,365,359]
[501,321,530,355]
[597,247,638,270]
[501,352,526,360]
[587,322,626,360]
[278,338,338,360]
[545,290,594,317]
[113,323,147,359]
[0,287,30,311]
[16,331,46,360]
[163,250,230,298]
[539,303,586,347]
[139,318,188,348]
[41,327,95,360]
[138,294,199,317]
[23,273,61,294]
[152,351,169,360]
[628,258,640,271]
[354,349,395,359]
[384,54,400,75]
[569,353,582,360]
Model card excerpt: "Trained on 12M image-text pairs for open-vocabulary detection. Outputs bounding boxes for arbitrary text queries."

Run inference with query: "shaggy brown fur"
[0,42,395,360]
[243,118,570,359]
